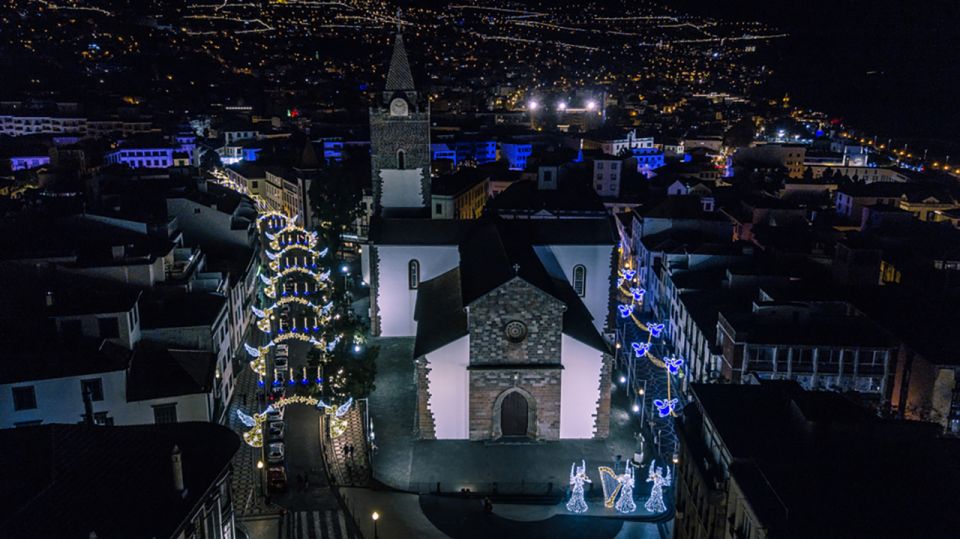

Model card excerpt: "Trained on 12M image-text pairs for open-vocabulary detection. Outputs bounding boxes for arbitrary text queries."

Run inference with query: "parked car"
[267,466,287,493]
[266,442,285,464]
[268,420,285,442]
[266,403,284,421]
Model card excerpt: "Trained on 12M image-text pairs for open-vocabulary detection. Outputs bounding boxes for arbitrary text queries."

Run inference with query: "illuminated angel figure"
[566,460,591,514]
[615,464,637,514]
[653,398,678,417]
[317,397,354,438]
[644,460,672,513]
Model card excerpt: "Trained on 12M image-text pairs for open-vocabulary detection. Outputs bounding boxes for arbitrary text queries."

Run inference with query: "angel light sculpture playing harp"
[599,463,637,513]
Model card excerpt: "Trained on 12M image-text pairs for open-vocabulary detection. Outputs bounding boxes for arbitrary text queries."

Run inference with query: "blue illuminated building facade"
[322,139,344,162]
[431,140,497,167]
[632,147,665,176]
[501,142,533,171]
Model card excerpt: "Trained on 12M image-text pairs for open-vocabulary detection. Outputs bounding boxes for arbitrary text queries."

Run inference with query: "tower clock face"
[389,98,409,117]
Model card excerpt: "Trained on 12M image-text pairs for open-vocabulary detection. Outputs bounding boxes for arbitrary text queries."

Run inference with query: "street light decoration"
[316,396,354,438]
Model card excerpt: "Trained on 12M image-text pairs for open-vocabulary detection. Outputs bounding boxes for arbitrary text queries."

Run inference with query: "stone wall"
[468,368,562,441]
[415,357,436,439]
[593,354,613,439]
[468,278,564,366]
[467,278,565,440]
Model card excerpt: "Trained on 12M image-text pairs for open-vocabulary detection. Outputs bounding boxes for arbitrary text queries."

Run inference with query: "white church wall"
[534,244,615,332]
[560,334,605,438]
[425,335,470,439]
[376,245,460,336]
[379,169,426,208]
[361,245,371,285]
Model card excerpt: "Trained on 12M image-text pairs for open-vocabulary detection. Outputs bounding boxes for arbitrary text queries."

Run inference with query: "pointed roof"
[385,33,415,91]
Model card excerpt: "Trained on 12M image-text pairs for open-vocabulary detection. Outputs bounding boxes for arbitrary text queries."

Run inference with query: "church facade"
[362,31,614,442]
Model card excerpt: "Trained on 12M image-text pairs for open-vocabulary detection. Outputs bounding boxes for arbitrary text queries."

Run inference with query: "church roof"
[385,33,415,91]
[369,216,616,246]
[413,267,467,358]
[413,217,610,356]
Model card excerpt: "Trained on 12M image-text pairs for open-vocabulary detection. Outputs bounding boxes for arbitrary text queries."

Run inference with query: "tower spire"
[396,8,402,34]
[384,23,415,92]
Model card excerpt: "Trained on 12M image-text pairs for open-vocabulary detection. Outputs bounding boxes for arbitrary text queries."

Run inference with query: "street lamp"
[636,380,648,424]
[557,102,567,112]
[527,100,539,111]
[586,100,597,111]
[256,460,265,498]
[371,512,380,539]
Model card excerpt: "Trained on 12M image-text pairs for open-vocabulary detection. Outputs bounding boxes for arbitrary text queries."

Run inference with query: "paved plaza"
[368,338,662,499]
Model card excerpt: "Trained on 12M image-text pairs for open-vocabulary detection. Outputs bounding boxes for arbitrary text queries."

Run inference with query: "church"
[361,30,615,442]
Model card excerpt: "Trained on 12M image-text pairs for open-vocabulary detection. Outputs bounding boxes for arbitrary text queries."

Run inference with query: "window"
[153,404,178,424]
[93,412,113,426]
[12,386,37,411]
[408,260,420,290]
[573,265,587,297]
[435,203,442,215]
[252,180,259,189]
[397,150,405,170]
[81,378,104,401]
[98,317,119,339]
[60,319,82,338]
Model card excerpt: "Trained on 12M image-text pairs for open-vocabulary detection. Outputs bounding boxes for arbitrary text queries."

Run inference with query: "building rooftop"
[139,291,227,330]
[718,302,893,348]
[0,337,131,385]
[687,382,960,537]
[0,422,239,538]
[127,342,217,402]
[0,214,174,264]
[370,215,615,246]
[431,167,488,197]
[488,177,607,216]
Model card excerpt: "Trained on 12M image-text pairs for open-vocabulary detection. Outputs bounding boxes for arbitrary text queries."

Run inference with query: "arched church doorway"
[501,391,528,437]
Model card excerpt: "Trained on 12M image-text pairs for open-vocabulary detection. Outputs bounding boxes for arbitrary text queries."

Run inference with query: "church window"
[504,320,527,343]
[397,150,405,170]
[408,259,420,289]
[573,265,587,297]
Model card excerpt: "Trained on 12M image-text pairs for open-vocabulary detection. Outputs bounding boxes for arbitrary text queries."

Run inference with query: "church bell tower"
[369,20,431,216]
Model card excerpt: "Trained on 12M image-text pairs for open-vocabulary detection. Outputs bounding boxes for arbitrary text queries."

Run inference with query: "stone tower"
[369,30,431,216]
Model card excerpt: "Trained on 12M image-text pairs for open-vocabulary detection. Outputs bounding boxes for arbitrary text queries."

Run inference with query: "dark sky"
[673,0,960,150]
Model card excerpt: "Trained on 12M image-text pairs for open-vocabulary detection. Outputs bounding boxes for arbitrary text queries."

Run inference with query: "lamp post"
[636,380,647,425]
[371,511,380,539]
[256,460,265,498]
